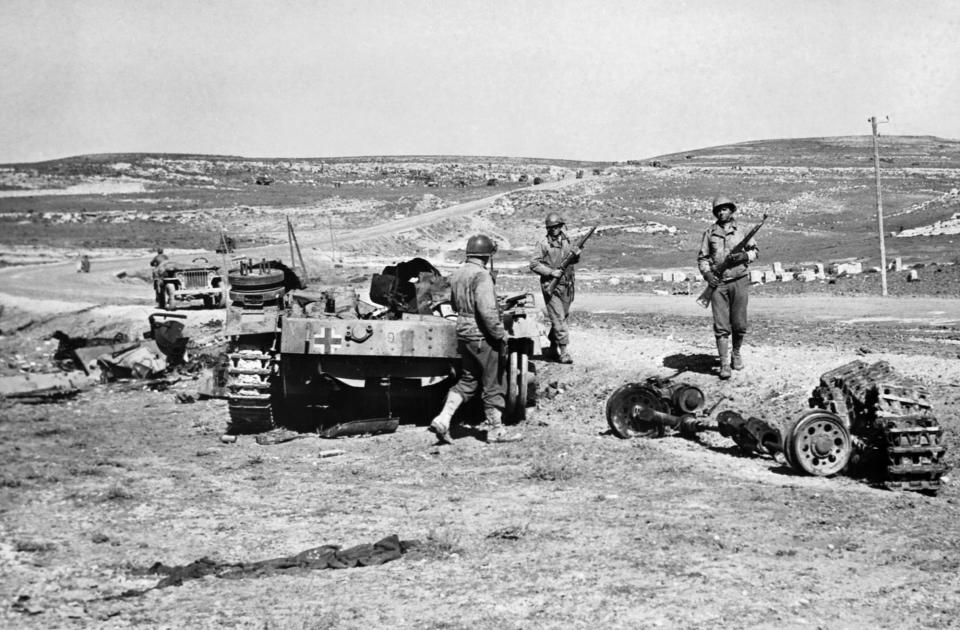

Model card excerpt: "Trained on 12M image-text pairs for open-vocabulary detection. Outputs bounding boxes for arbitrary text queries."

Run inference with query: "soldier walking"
[530,212,579,363]
[429,235,522,445]
[697,196,759,380]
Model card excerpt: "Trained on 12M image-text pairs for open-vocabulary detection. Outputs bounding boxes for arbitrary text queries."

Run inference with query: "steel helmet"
[545,212,565,228]
[465,234,497,256]
[712,195,737,215]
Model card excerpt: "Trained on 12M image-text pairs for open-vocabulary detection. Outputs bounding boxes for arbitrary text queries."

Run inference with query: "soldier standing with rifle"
[429,234,522,445]
[530,213,593,364]
[697,196,761,380]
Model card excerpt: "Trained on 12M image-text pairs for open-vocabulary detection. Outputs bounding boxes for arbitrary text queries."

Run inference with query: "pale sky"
[2,0,958,163]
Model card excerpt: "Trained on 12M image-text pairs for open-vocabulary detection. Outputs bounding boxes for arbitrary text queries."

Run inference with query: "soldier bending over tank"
[429,235,523,444]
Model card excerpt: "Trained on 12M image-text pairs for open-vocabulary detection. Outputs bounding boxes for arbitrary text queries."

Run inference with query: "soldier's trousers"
[450,337,505,411]
[710,275,749,338]
[542,289,573,346]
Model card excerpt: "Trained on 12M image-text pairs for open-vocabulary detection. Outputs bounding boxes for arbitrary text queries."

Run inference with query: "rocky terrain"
[1,136,960,628]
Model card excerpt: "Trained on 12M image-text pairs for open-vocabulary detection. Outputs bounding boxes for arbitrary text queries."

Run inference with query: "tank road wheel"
[525,361,538,407]
[503,351,519,421]
[162,283,177,311]
[225,343,277,434]
[784,410,852,476]
[504,351,531,422]
[605,383,670,439]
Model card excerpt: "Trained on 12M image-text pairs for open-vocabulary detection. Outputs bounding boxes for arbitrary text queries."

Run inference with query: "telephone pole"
[869,116,889,296]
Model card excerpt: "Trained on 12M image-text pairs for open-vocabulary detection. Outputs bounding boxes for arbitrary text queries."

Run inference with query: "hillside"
[1,136,959,272]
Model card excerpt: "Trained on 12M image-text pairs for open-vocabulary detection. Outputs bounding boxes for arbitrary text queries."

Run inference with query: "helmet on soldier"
[712,195,737,216]
[465,234,497,256]
[545,212,565,228]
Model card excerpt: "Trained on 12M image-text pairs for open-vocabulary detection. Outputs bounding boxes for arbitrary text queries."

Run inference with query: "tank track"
[225,343,277,434]
[814,360,948,493]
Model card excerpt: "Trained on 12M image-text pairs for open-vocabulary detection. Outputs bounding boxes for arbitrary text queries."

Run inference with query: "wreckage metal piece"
[810,360,948,493]
[671,383,706,415]
[317,416,399,438]
[606,383,671,438]
[783,410,852,477]
[716,410,783,456]
[606,378,708,439]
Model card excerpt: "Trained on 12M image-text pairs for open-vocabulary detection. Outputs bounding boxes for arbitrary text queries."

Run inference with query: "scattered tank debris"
[605,361,949,494]
[810,360,948,492]
[606,376,709,439]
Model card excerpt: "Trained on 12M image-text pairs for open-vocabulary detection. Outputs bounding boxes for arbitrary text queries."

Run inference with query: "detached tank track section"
[813,360,948,493]
[225,343,278,434]
[809,386,850,425]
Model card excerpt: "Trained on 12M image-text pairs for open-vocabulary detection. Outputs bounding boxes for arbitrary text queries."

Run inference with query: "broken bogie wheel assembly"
[783,410,852,476]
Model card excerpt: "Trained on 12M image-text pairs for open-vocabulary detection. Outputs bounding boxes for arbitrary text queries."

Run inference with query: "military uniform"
[448,258,508,415]
[429,235,521,444]
[697,196,759,379]
[530,216,579,363]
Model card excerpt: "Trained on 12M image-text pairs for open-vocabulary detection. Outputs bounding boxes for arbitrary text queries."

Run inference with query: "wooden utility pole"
[869,116,889,296]
[327,214,339,263]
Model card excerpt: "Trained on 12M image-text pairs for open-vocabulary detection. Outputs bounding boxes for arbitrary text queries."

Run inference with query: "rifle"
[545,225,597,294]
[696,214,768,308]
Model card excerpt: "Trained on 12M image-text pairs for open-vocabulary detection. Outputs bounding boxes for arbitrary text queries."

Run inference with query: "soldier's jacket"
[449,259,507,342]
[529,233,579,296]
[697,220,759,282]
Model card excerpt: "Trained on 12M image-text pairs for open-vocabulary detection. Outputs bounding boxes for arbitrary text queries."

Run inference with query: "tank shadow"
[662,353,717,376]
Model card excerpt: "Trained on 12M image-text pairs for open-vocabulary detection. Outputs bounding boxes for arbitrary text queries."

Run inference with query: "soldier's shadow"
[662,353,717,376]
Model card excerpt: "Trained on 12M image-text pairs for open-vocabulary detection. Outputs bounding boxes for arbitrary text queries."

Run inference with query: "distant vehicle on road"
[152,257,224,310]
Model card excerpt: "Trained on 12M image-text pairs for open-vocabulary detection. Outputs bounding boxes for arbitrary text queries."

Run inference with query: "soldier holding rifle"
[697,196,762,380]
[530,213,594,364]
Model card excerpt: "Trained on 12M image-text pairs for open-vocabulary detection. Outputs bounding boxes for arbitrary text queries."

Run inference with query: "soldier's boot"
[483,408,523,443]
[548,336,559,361]
[731,335,745,371]
[557,344,573,364]
[429,391,463,445]
[717,337,732,380]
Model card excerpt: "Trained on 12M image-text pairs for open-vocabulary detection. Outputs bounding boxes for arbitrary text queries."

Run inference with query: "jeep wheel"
[163,284,177,311]
[202,296,213,309]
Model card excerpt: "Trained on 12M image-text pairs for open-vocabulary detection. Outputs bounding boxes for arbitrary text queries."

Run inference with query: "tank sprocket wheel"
[605,383,670,439]
[784,410,852,477]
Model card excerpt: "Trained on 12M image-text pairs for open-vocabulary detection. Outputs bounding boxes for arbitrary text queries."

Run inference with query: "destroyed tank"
[605,360,949,494]
[223,257,538,434]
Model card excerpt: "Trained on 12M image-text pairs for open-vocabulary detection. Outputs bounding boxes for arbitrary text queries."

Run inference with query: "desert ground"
[2,138,960,629]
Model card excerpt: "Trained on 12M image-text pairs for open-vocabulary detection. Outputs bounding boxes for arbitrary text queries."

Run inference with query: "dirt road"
[0,175,592,307]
